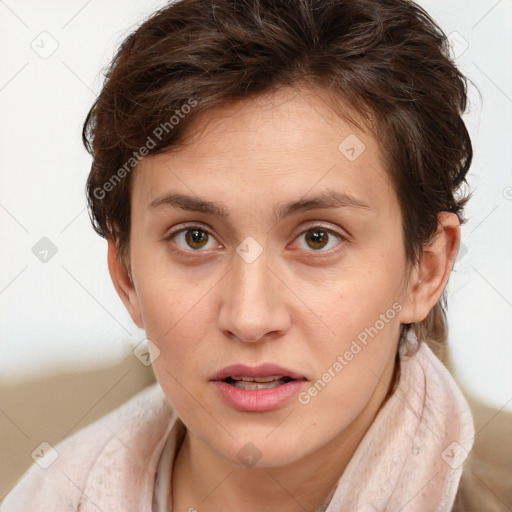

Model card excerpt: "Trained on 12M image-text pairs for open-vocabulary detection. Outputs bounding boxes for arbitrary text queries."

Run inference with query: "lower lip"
[212,379,307,412]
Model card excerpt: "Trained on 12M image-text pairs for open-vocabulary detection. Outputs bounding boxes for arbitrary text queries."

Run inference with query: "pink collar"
[323,331,474,511]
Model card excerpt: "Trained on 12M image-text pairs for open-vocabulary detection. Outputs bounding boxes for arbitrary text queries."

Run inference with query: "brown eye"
[305,228,329,250]
[167,226,219,252]
[185,229,209,249]
[295,226,343,252]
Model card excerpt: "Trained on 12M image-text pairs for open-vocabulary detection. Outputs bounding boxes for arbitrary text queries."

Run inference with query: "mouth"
[210,363,307,412]
[211,363,307,384]
[222,375,296,390]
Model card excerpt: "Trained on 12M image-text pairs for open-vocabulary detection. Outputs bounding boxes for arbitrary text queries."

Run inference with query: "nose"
[217,245,291,343]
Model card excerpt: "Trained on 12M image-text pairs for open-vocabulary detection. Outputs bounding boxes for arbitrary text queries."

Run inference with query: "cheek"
[138,283,208,356]
[133,275,212,411]
[301,261,403,399]
[311,260,403,345]
[133,256,209,338]
[143,288,213,419]
[295,306,400,439]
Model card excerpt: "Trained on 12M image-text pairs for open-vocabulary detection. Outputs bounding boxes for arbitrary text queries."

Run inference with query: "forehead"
[132,86,396,219]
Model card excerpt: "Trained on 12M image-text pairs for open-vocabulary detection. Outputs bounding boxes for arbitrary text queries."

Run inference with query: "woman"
[1,0,478,510]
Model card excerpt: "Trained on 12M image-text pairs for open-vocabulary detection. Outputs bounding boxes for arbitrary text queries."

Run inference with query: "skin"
[108,86,460,511]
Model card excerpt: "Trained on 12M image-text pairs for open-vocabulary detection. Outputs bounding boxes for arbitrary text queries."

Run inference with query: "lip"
[210,363,308,412]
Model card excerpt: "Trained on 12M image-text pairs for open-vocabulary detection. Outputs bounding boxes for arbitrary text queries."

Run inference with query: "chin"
[207,431,309,470]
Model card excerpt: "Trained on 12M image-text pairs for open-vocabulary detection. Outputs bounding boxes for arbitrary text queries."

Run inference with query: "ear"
[399,212,460,324]
[107,239,144,329]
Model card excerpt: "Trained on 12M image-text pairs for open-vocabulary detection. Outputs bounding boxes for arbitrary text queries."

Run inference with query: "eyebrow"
[149,190,371,223]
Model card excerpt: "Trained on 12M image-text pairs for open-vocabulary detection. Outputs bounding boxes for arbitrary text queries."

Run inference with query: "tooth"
[230,377,291,390]
[229,375,285,383]
[252,376,284,383]
[232,380,285,390]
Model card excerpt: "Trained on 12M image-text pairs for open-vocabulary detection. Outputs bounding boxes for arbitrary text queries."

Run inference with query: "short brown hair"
[83,0,473,354]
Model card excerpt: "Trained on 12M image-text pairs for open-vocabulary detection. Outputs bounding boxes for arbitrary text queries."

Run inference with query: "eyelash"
[163,223,347,258]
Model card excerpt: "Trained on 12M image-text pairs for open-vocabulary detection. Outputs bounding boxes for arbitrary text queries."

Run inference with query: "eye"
[294,225,344,252]
[167,226,221,251]
[165,223,345,254]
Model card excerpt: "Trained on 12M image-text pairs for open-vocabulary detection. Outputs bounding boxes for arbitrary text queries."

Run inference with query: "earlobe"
[107,240,144,329]
[399,212,460,325]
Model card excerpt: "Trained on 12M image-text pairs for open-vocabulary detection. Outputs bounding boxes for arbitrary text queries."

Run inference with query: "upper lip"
[211,363,307,381]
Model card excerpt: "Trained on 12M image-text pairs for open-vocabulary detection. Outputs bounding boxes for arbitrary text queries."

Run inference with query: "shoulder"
[0,383,175,512]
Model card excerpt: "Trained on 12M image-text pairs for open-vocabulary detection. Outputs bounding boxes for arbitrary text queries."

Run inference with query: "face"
[119,86,417,468]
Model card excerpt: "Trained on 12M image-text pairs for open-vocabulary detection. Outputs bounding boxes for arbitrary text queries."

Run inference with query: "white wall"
[0,0,510,411]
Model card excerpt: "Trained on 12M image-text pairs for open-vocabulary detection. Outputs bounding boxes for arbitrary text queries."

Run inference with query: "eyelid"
[295,221,347,239]
[164,221,214,239]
